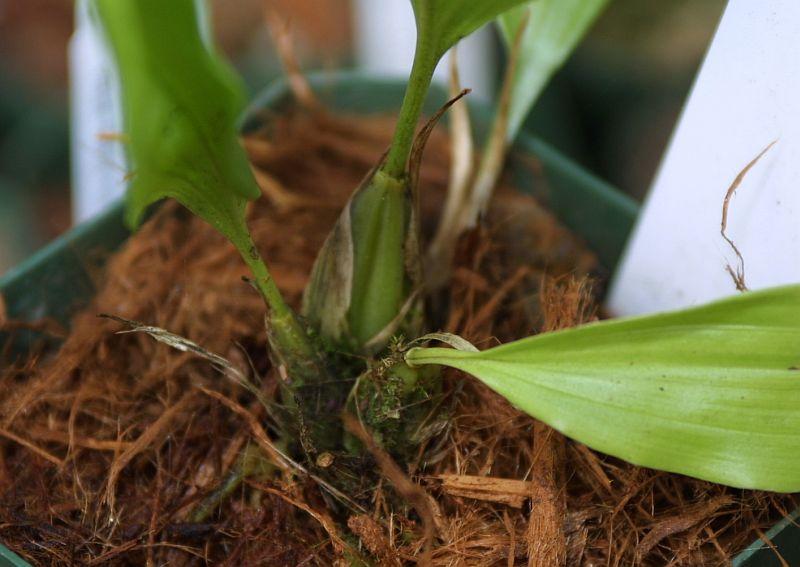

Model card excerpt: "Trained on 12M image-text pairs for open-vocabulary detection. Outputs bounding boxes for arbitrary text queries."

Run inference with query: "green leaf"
[410,0,532,61]
[406,285,800,492]
[304,167,415,351]
[96,0,329,405]
[94,0,259,250]
[498,0,611,141]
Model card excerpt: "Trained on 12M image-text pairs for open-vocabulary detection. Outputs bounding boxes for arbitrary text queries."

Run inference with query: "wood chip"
[436,474,533,508]
[527,424,566,567]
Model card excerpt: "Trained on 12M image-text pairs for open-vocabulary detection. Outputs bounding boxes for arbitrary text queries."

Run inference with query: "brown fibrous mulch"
[0,105,796,566]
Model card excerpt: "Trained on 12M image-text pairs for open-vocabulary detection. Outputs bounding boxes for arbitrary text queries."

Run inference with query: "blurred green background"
[0,0,726,274]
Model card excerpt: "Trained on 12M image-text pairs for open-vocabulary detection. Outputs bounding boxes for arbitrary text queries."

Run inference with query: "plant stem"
[382,45,437,179]
[237,236,345,454]
[240,241,292,321]
[236,237,321,379]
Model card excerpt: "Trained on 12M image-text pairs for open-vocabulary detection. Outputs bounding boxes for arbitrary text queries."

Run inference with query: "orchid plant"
[95,0,800,494]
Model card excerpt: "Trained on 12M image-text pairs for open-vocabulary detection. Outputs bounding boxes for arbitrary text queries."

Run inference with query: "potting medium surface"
[1,72,794,566]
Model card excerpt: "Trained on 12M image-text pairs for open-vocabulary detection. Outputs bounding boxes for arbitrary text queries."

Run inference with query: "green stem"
[382,45,438,179]
[236,235,342,453]
[236,236,320,374]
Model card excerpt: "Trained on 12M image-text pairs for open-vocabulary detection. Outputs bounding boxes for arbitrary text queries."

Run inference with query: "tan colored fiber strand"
[720,140,776,291]
[0,426,63,467]
[248,480,352,558]
[104,393,196,512]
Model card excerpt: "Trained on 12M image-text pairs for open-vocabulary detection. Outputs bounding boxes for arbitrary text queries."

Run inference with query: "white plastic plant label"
[69,0,127,224]
[608,0,800,317]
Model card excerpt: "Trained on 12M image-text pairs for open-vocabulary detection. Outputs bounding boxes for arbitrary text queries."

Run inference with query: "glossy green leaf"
[96,0,329,403]
[410,0,531,61]
[94,0,259,251]
[407,285,800,492]
[498,0,611,141]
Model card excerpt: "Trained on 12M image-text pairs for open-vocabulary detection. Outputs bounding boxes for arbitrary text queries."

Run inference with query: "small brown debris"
[348,515,400,567]
[262,6,319,110]
[636,496,734,561]
[436,474,533,508]
[316,451,335,468]
[96,131,129,143]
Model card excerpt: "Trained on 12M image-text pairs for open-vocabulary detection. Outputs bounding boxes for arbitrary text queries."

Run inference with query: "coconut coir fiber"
[0,106,796,566]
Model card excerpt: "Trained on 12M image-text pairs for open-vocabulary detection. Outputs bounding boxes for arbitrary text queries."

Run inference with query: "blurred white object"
[70,0,127,223]
[69,0,212,224]
[608,0,800,316]
[353,0,495,100]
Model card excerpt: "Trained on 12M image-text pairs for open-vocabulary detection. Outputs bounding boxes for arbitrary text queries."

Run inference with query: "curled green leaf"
[407,285,800,492]
[304,166,415,351]
[94,0,258,250]
[498,0,612,141]
[410,0,532,61]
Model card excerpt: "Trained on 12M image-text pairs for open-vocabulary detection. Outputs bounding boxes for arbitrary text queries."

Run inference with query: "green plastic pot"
[0,72,793,566]
[0,543,28,567]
